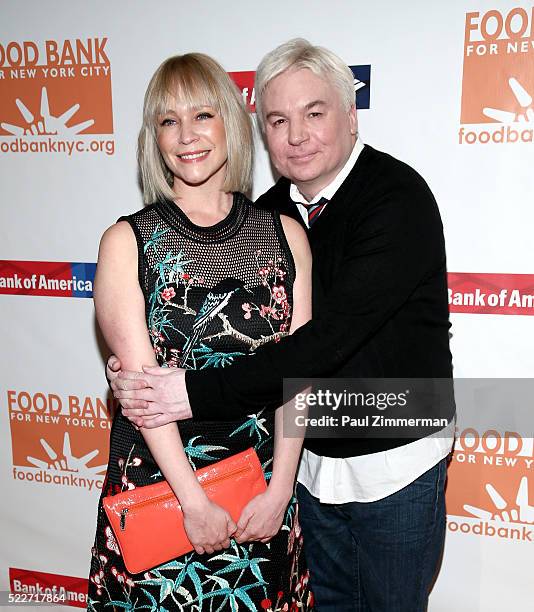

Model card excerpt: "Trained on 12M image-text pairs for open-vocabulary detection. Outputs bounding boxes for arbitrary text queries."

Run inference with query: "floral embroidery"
[272,285,287,304]
[249,251,292,332]
[120,474,135,490]
[183,435,228,470]
[89,569,104,596]
[111,566,135,588]
[230,411,269,447]
[260,304,272,317]
[116,447,142,492]
[104,526,120,556]
[242,302,253,319]
[161,286,176,301]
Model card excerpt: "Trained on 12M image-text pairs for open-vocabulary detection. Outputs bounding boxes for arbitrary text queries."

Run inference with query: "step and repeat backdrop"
[1,1,533,610]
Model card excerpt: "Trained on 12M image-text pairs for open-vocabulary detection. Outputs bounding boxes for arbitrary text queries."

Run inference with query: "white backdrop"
[1,0,533,609]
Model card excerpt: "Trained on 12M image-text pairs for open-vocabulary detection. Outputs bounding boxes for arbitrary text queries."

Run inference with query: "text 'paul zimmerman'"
[292,390,449,428]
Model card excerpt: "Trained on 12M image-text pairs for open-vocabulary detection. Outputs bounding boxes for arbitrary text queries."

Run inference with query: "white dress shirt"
[291,137,454,503]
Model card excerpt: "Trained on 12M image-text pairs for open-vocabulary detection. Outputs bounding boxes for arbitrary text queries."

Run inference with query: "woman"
[88,53,313,611]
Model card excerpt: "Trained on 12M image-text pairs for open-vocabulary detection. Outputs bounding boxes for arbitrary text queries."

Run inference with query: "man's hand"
[106,355,122,387]
[107,355,193,427]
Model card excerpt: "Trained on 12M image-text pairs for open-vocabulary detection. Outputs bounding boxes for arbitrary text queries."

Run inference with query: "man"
[110,39,453,611]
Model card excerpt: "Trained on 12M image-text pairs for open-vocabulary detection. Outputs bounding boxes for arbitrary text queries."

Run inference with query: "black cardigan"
[186,145,453,457]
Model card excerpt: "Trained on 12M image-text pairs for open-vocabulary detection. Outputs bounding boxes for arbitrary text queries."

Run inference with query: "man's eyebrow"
[265,100,327,120]
[305,99,326,110]
[265,110,285,119]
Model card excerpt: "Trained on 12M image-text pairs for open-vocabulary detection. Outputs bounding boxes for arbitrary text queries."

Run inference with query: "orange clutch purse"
[102,448,267,574]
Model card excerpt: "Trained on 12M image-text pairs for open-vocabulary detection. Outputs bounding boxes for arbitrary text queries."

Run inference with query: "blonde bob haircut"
[138,53,253,203]
[255,38,355,131]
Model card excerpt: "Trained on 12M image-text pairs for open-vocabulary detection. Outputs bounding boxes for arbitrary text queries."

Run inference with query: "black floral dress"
[88,194,313,611]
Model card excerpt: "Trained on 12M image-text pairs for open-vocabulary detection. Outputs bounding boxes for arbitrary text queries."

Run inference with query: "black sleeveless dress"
[88,194,312,611]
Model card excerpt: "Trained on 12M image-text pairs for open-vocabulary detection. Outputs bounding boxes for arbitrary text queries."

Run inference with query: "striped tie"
[305,197,328,227]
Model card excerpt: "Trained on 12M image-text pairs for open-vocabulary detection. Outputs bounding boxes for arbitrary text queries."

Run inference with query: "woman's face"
[157,99,228,191]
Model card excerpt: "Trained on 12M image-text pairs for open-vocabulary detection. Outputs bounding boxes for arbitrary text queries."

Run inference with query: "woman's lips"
[177,150,210,162]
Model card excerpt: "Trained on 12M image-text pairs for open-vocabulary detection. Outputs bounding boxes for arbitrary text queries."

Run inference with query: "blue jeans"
[297,458,447,611]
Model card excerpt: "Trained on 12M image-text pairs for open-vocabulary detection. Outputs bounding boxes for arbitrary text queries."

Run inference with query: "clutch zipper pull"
[120,508,129,531]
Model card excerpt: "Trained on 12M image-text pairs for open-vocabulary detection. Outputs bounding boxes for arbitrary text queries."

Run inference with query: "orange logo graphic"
[0,38,114,155]
[8,389,113,491]
[446,427,534,542]
[459,8,534,145]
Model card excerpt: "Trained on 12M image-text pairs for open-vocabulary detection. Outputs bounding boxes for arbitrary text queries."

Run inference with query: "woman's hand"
[234,487,292,544]
[182,498,237,555]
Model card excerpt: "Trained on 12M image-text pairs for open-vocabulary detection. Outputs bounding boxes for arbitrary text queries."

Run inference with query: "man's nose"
[288,120,308,146]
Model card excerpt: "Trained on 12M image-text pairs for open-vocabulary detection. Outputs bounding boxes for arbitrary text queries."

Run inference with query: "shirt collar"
[289,136,364,206]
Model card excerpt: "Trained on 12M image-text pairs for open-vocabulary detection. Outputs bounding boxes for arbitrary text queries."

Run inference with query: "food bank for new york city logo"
[459,7,534,145]
[446,429,534,541]
[0,38,114,153]
[8,390,112,492]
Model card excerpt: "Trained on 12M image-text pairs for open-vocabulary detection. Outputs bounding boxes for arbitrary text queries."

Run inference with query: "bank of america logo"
[349,65,371,109]
[0,260,96,298]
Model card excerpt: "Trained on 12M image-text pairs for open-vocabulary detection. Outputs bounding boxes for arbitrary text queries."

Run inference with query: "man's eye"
[272,118,285,127]
[309,112,322,118]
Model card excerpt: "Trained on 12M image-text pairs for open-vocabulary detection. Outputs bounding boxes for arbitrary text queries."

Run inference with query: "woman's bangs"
[157,70,222,121]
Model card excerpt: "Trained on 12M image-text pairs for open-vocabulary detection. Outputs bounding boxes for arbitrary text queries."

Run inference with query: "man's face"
[262,68,356,200]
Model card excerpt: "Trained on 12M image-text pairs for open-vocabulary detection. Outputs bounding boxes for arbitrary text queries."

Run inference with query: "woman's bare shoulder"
[279,214,311,264]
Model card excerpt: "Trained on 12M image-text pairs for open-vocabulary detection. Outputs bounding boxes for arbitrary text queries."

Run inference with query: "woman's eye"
[272,118,285,127]
[160,118,175,126]
[196,112,214,120]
